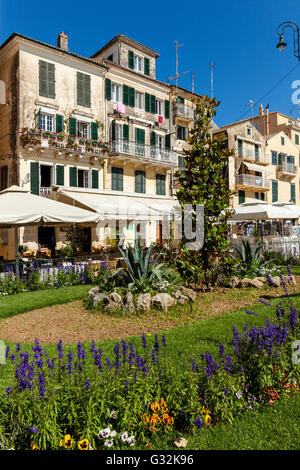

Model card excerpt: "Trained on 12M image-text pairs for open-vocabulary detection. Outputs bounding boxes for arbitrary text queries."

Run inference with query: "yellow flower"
[151,402,160,412]
[150,413,161,425]
[31,443,40,450]
[162,413,169,424]
[143,413,151,423]
[205,414,211,426]
[78,438,89,450]
[167,416,174,425]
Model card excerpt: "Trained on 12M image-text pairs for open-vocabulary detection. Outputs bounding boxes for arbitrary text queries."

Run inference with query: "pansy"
[127,435,135,446]
[120,431,128,442]
[78,438,89,450]
[98,427,111,438]
[104,439,113,447]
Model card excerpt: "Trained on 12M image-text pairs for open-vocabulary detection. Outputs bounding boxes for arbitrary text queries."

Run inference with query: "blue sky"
[1,0,300,127]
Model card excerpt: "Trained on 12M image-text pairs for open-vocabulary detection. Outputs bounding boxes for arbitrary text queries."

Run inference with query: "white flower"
[98,427,111,438]
[127,436,135,446]
[235,391,242,399]
[120,431,128,442]
[104,439,114,447]
[110,410,117,419]
[110,430,117,437]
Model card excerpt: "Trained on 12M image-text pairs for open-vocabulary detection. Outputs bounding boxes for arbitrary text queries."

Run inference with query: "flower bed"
[0,288,299,450]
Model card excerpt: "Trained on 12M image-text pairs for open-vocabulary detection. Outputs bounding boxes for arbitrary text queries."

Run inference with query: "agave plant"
[234,239,271,277]
[117,239,165,292]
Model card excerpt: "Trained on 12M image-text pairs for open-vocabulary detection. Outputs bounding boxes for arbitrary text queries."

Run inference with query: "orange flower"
[161,404,168,413]
[143,413,151,423]
[167,416,174,425]
[150,413,161,425]
[151,402,160,413]
[163,413,169,424]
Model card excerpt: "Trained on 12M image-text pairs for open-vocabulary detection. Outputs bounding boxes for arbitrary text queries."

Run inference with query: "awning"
[243,162,269,173]
[51,188,180,221]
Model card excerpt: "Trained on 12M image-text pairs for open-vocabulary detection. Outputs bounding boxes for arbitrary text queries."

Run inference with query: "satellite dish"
[22,173,30,185]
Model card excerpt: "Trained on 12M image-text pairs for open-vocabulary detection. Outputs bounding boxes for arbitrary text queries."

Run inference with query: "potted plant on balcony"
[57,132,65,141]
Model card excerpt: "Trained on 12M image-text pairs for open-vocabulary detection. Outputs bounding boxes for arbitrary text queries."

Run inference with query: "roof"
[0,32,108,70]
[90,33,160,59]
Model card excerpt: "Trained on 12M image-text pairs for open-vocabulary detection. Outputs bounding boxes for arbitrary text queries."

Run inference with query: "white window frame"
[40,162,55,188]
[157,134,164,149]
[156,99,163,116]
[77,168,90,188]
[111,83,121,103]
[134,54,143,73]
[135,91,143,110]
[77,121,90,139]
[246,127,252,136]
[40,113,54,132]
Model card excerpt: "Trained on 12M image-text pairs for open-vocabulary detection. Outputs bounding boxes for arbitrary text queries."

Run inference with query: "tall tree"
[176,95,235,288]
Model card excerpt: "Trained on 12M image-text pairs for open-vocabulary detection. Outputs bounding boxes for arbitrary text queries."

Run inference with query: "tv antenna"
[167,40,190,91]
[210,62,215,98]
[246,99,254,118]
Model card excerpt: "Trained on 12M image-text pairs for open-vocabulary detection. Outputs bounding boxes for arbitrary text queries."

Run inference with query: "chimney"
[259,104,264,117]
[57,32,68,52]
[266,105,270,135]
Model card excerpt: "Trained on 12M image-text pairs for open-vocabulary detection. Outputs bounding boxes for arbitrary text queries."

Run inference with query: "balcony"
[235,174,271,190]
[20,129,110,158]
[40,187,52,198]
[277,162,297,179]
[110,139,177,166]
[173,104,194,120]
[236,148,270,165]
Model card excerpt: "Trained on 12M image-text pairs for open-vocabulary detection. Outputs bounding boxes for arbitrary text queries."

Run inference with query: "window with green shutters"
[69,117,77,137]
[105,78,111,100]
[30,161,40,195]
[77,72,91,108]
[287,155,295,165]
[69,167,78,187]
[56,165,64,186]
[111,167,123,191]
[135,170,146,193]
[150,131,156,146]
[91,122,98,140]
[128,50,134,70]
[123,124,129,141]
[135,128,145,144]
[238,190,245,205]
[145,93,150,113]
[56,114,64,134]
[237,139,243,157]
[39,60,55,99]
[165,134,171,150]
[128,87,135,108]
[295,134,299,145]
[291,183,296,203]
[156,174,166,195]
[278,153,284,165]
[144,57,150,76]
[123,85,129,106]
[150,95,156,114]
[271,151,277,165]
[165,100,170,119]
[92,169,99,189]
[255,144,259,161]
[272,181,278,202]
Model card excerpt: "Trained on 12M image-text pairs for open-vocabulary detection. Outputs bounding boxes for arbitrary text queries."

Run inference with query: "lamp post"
[276,21,300,61]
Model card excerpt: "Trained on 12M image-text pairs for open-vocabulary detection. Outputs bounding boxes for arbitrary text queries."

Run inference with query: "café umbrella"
[0,186,103,272]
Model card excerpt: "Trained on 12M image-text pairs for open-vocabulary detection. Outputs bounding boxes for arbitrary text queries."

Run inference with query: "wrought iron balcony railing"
[235,174,271,188]
[110,139,177,165]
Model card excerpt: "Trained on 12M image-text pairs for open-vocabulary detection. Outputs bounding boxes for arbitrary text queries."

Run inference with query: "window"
[77,72,91,108]
[281,136,285,145]
[111,83,121,103]
[157,135,164,149]
[237,139,243,157]
[77,121,90,139]
[40,113,54,132]
[238,190,245,205]
[0,165,8,191]
[39,60,55,99]
[111,167,123,191]
[271,151,277,165]
[295,134,299,145]
[107,54,113,61]
[291,183,296,203]
[78,169,89,188]
[40,165,54,188]
[135,91,143,109]
[177,125,187,141]
[134,55,143,72]
[255,192,265,201]
[135,170,146,193]
[156,99,163,115]
[247,127,252,136]
[156,174,166,195]
[0,229,8,245]
[272,181,278,202]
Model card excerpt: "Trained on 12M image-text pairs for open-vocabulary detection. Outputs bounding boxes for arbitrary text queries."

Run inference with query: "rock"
[151,293,176,310]
[104,292,123,312]
[92,293,107,308]
[230,276,240,288]
[239,278,264,288]
[255,277,268,284]
[88,286,99,298]
[268,276,281,288]
[179,286,197,301]
[173,437,188,448]
[283,274,296,286]
[123,292,135,313]
[172,290,189,304]
[136,293,152,311]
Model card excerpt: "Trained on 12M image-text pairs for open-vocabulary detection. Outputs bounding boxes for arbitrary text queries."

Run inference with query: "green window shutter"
[145,93,150,112]
[56,165,64,186]
[272,181,278,202]
[144,57,150,75]
[123,124,129,140]
[287,155,295,164]
[30,161,39,195]
[69,166,78,187]
[237,139,243,157]
[111,121,116,141]
[39,60,55,99]
[56,114,64,133]
[37,110,42,130]
[129,87,135,108]
[278,153,283,165]
[123,85,129,106]
[105,78,111,100]
[92,169,99,189]
[291,183,296,203]
[111,167,123,191]
[178,155,185,168]
[47,63,55,99]
[77,72,91,108]
[150,131,156,146]
[295,134,299,145]
[156,174,166,195]
[128,50,134,70]
[238,190,245,205]
[69,117,77,137]
[272,151,277,165]
[165,100,170,119]
[255,144,259,161]
[135,170,146,193]
[135,128,145,143]
[150,95,156,114]
[165,134,171,150]
[91,122,98,140]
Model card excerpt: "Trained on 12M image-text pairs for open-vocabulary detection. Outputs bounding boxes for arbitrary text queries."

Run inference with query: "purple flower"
[245,309,258,317]
[29,425,38,434]
[84,379,91,391]
[258,299,271,306]
[194,417,203,428]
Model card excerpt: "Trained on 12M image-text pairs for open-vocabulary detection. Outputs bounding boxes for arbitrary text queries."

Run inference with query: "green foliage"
[234,241,281,278]
[175,95,235,288]
[64,225,88,255]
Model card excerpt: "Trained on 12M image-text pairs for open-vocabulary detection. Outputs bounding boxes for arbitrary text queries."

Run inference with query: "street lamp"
[276,21,300,61]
